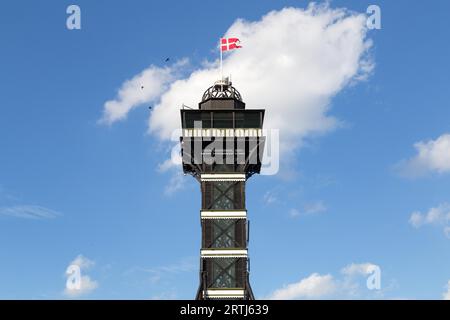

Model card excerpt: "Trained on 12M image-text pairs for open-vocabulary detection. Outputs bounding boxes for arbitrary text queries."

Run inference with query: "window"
[203,219,246,248]
[202,182,244,210]
[184,112,201,128]
[242,112,261,128]
[212,181,234,210]
[206,258,246,288]
[201,112,212,128]
[184,111,212,128]
[235,112,244,128]
[212,258,236,288]
[235,111,262,128]
[184,111,263,129]
[213,112,233,128]
[212,220,235,247]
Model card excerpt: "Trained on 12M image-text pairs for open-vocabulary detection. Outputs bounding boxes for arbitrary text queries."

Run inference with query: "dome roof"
[201,78,242,102]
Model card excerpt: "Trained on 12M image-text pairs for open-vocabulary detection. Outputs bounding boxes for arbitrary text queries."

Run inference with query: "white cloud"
[64,255,98,297]
[99,59,188,125]
[443,280,450,300]
[341,262,379,276]
[289,201,327,218]
[289,208,301,218]
[70,254,95,270]
[409,203,450,236]
[341,263,382,297]
[399,134,450,176]
[303,201,327,215]
[101,3,373,160]
[152,4,371,149]
[0,205,60,219]
[268,273,336,299]
[164,171,186,196]
[409,212,424,228]
[159,144,188,196]
[268,262,384,299]
[263,189,278,205]
[64,275,98,297]
[445,227,450,239]
[158,157,179,173]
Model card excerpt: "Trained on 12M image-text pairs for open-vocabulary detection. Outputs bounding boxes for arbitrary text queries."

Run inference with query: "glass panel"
[206,258,246,288]
[235,112,244,128]
[212,258,236,288]
[243,112,261,128]
[212,220,235,247]
[184,112,212,128]
[212,181,234,210]
[213,112,233,128]
[235,111,262,128]
[185,112,200,128]
[213,196,233,209]
[201,112,212,128]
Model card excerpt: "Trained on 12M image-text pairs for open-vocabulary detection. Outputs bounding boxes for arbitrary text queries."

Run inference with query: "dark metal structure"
[180,78,265,299]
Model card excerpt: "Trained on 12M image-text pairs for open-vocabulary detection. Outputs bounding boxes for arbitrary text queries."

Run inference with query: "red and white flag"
[221,38,242,51]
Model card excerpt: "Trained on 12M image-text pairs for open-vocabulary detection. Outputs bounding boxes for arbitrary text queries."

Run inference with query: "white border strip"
[200,173,246,181]
[201,210,247,219]
[201,249,248,258]
[183,129,262,138]
[204,289,245,298]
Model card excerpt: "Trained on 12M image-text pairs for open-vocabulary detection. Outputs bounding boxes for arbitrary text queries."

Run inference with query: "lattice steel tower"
[180,78,265,300]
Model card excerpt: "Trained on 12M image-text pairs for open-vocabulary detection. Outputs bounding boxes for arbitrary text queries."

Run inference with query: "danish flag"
[221,38,242,51]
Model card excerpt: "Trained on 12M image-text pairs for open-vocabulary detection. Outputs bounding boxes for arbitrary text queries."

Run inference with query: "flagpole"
[220,39,223,81]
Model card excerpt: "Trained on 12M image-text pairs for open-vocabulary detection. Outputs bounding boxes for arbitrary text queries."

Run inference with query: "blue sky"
[0,0,450,299]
